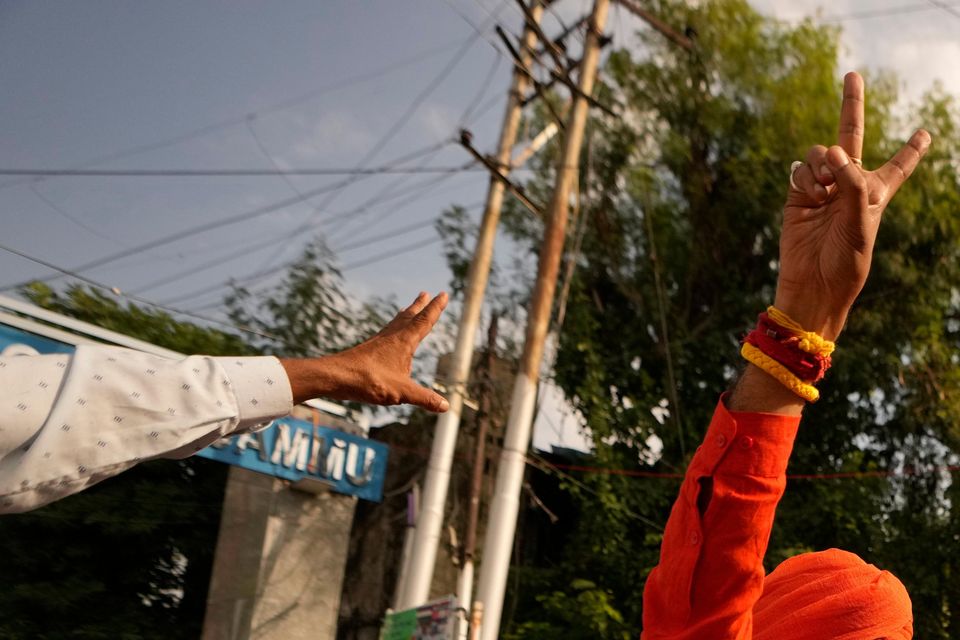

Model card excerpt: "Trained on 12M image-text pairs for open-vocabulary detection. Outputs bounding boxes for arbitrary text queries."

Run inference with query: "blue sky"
[1,0,957,451]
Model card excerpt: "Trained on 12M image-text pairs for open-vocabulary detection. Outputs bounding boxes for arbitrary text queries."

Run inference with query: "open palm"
[776,72,930,340]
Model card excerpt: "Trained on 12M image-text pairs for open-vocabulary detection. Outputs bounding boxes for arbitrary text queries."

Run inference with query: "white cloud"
[288,110,377,162]
[417,103,459,141]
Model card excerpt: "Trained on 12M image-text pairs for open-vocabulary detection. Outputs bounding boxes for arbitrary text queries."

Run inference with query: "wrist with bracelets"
[740,306,835,402]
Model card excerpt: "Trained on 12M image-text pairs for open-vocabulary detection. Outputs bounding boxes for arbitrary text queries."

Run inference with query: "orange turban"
[753,548,912,640]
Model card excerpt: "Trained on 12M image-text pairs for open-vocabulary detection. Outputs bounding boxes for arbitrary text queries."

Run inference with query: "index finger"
[410,292,449,341]
[838,72,865,161]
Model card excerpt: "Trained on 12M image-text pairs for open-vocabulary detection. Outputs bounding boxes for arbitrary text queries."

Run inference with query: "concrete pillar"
[202,466,357,640]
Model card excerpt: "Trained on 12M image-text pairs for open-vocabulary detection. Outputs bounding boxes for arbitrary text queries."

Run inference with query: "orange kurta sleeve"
[641,395,800,640]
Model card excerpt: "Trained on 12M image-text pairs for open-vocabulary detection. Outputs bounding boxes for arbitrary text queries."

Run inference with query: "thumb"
[401,380,450,413]
[825,145,869,212]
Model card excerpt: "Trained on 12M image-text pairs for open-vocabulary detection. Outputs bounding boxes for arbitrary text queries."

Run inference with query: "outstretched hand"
[282,292,450,412]
[777,72,931,340]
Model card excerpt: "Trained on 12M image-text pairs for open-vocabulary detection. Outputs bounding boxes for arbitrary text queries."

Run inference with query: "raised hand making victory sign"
[778,72,931,341]
[643,73,931,640]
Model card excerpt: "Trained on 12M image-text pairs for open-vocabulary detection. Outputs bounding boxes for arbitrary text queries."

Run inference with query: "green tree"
[226,238,390,358]
[478,1,960,636]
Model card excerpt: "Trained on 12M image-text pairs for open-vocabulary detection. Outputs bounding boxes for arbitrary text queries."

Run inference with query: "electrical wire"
[459,54,505,125]
[250,6,506,277]
[0,38,466,192]
[526,451,666,530]
[122,11,507,304]
[0,166,492,178]
[343,235,445,271]
[0,140,451,292]
[5,1,514,309]
[29,182,125,247]
[327,159,472,242]
[924,0,960,20]
[0,242,288,343]
[133,198,479,299]
[138,163,476,308]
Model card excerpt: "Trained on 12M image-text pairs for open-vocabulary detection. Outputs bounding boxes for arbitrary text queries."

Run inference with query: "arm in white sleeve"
[0,344,293,514]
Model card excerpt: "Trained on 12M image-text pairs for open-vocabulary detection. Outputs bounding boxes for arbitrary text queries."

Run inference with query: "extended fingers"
[401,291,430,318]
[874,129,932,198]
[838,72,865,161]
[410,292,449,341]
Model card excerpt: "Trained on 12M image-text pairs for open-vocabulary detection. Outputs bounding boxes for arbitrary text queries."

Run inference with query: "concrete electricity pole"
[456,313,498,639]
[396,1,545,610]
[474,1,609,638]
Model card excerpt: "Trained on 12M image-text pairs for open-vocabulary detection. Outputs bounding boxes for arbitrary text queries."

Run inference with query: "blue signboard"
[197,419,388,502]
[0,324,75,355]
[0,322,388,501]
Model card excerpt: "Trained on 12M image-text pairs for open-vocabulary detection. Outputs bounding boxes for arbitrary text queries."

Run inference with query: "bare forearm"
[727,363,805,416]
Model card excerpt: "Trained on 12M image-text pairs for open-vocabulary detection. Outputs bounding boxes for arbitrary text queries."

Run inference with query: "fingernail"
[439,398,450,412]
[819,164,831,177]
[814,184,827,199]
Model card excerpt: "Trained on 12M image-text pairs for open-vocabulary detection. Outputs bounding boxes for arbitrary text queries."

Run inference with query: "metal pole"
[474,1,609,638]
[396,1,545,609]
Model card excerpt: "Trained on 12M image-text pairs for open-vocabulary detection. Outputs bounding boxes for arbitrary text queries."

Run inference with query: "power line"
[5,5,512,305]
[176,202,471,312]
[526,451,666,530]
[252,6,506,277]
[129,15,510,301]
[133,198,480,299]
[925,0,960,20]
[0,165,493,178]
[0,38,466,193]
[339,218,441,253]
[129,163,477,309]
[29,182,125,247]
[459,54,505,125]
[338,200,482,253]
[327,159,473,241]
[343,235,445,271]
[0,242,286,343]
[0,140,452,292]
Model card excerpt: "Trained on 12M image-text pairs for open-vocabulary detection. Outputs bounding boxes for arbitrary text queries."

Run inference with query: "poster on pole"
[380,596,459,640]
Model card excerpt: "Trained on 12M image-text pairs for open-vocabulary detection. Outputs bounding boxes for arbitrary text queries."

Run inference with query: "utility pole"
[474,1,609,638]
[616,0,695,51]
[456,313,498,639]
[396,1,545,610]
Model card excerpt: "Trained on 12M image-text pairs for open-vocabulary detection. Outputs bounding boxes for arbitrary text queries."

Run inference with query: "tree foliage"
[477,0,960,636]
[226,239,390,358]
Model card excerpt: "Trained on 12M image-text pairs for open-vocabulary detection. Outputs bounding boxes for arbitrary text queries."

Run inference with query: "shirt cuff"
[691,394,801,478]
[214,356,293,429]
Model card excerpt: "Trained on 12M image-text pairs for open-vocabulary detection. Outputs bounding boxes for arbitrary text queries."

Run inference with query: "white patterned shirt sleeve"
[0,345,293,513]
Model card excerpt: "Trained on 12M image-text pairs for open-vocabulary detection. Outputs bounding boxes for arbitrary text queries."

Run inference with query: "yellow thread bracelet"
[766,306,835,357]
[741,342,820,402]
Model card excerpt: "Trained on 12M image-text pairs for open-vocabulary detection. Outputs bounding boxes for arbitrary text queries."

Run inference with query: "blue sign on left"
[0,324,75,355]
[197,420,388,502]
[0,323,388,502]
